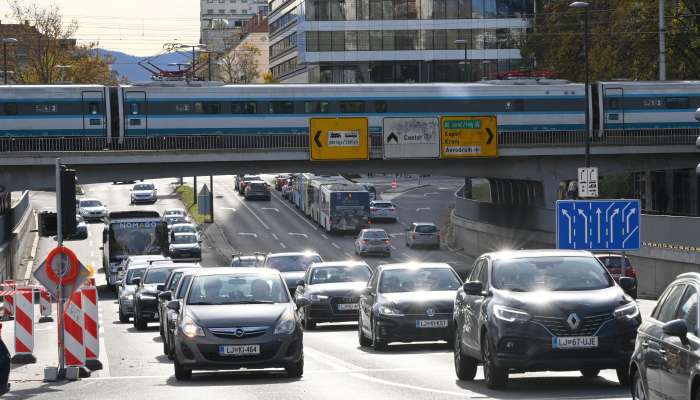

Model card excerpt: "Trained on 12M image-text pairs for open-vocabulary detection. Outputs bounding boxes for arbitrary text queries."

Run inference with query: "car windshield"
[143,267,173,284]
[379,268,461,293]
[172,225,195,234]
[266,255,322,272]
[363,231,388,239]
[172,235,197,244]
[310,265,371,284]
[80,200,102,207]
[134,184,154,190]
[415,225,438,233]
[126,268,146,284]
[492,256,612,292]
[167,216,186,224]
[372,202,393,208]
[187,274,289,305]
[165,210,184,216]
[231,257,263,268]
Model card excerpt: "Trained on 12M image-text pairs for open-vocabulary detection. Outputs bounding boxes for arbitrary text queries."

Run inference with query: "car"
[65,215,88,240]
[595,253,638,299]
[157,265,200,339]
[238,174,262,194]
[170,223,201,242]
[263,252,323,295]
[169,232,202,261]
[282,183,294,200]
[405,222,440,249]
[77,198,107,221]
[130,182,157,204]
[244,180,271,200]
[162,269,198,360]
[453,250,640,390]
[116,255,171,285]
[117,265,147,322]
[358,262,462,351]
[630,272,699,400]
[164,208,189,222]
[369,200,397,222]
[169,267,304,380]
[275,174,290,191]
[355,228,391,257]
[230,253,265,268]
[165,215,188,230]
[294,261,372,329]
[132,263,182,330]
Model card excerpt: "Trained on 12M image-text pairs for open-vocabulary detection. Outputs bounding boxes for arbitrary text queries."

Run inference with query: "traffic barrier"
[2,280,15,321]
[11,288,36,363]
[81,283,102,371]
[63,290,85,368]
[39,289,53,323]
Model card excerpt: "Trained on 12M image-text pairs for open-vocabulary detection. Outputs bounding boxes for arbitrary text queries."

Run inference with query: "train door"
[124,91,148,136]
[81,91,106,136]
[604,87,625,130]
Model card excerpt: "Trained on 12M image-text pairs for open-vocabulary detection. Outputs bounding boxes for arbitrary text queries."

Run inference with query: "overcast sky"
[0,0,200,56]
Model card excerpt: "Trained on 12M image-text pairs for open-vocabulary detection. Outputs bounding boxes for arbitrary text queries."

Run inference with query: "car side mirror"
[462,281,484,296]
[158,291,172,302]
[132,277,141,286]
[663,319,689,344]
[619,277,635,292]
[166,300,180,312]
[295,297,310,308]
[156,284,165,291]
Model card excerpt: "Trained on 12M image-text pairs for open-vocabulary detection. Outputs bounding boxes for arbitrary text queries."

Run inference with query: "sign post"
[578,167,599,198]
[556,199,641,251]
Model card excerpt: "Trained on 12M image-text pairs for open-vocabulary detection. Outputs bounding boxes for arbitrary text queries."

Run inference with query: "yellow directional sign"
[440,116,498,158]
[310,118,369,161]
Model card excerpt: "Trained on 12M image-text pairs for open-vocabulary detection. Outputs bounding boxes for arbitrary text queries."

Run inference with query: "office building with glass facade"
[268,0,533,83]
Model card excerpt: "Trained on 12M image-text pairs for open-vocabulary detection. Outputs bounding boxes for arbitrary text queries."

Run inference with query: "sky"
[0,0,201,56]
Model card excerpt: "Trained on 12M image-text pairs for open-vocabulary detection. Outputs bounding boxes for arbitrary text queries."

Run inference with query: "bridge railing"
[0,129,698,153]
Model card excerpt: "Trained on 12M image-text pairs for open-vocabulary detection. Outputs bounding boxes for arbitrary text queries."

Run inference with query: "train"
[1,80,699,141]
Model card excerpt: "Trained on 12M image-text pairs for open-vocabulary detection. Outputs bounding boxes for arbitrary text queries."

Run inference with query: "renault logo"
[426,308,435,317]
[567,313,581,331]
[234,328,245,337]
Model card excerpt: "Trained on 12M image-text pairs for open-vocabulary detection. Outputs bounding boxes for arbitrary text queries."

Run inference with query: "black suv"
[132,263,181,330]
[453,250,640,389]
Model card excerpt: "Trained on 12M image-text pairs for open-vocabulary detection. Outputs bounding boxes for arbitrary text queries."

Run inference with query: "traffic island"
[175,185,211,224]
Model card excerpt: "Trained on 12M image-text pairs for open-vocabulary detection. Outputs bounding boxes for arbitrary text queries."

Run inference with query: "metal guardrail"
[0,129,698,153]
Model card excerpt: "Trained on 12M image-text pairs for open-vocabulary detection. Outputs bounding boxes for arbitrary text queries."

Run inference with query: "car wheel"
[481,334,507,389]
[632,369,647,400]
[162,335,169,355]
[358,315,371,347]
[617,366,631,387]
[159,321,165,338]
[134,311,147,331]
[580,368,600,378]
[454,326,477,381]
[174,358,192,381]
[118,307,129,323]
[285,356,304,378]
[371,317,387,351]
[167,333,175,361]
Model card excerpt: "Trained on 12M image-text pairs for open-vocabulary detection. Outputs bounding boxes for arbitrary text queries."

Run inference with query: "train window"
[269,101,294,114]
[609,98,620,110]
[35,104,58,113]
[129,119,141,126]
[340,101,365,113]
[304,101,330,113]
[175,104,192,112]
[375,101,388,113]
[129,103,140,115]
[203,102,221,114]
[231,102,257,114]
[665,97,689,109]
[3,103,17,116]
[89,102,99,115]
[194,102,204,113]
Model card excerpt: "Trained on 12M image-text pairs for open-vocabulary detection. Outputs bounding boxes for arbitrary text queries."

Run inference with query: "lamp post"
[2,38,18,85]
[454,39,468,82]
[570,1,591,168]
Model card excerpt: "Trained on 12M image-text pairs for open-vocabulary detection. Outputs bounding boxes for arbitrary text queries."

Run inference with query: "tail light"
[625,267,636,278]
[388,208,395,212]
[412,233,416,240]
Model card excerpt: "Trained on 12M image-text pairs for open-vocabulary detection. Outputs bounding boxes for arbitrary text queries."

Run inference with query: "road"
[9,176,654,399]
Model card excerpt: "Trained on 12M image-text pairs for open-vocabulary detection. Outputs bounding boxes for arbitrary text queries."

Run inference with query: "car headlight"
[377,304,403,317]
[614,302,639,319]
[181,315,205,338]
[493,305,531,323]
[310,294,329,302]
[273,307,297,335]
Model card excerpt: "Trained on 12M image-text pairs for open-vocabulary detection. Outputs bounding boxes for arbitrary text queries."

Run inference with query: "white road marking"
[390,245,397,250]
[288,232,309,239]
[279,242,287,249]
[235,198,271,230]
[344,252,352,258]
[270,193,318,231]
[238,232,258,238]
[97,303,110,377]
[438,187,451,190]
[331,242,341,249]
[423,192,440,197]
[220,207,237,212]
[416,207,431,212]
[271,233,279,240]
[261,207,279,212]
[321,234,328,240]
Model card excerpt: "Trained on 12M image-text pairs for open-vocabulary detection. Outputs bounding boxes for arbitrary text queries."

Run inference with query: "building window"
[203,102,221,114]
[232,102,257,113]
[340,101,365,113]
[219,0,225,3]
[269,101,294,113]
[207,9,214,13]
[207,0,213,3]
[218,9,226,13]
[375,100,388,113]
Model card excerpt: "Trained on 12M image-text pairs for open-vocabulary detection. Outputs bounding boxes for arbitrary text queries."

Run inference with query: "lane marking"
[279,242,287,249]
[416,207,431,212]
[235,198,271,230]
[344,252,352,258]
[321,234,328,240]
[238,232,258,238]
[288,232,309,239]
[423,192,440,197]
[331,242,341,249]
[261,207,279,212]
[271,233,279,240]
[97,302,111,377]
[438,187,452,190]
[270,192,318,231]
[220,207,237,212]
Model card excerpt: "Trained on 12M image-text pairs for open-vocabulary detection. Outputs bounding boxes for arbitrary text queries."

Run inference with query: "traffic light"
[60,166,77,236]
[38,211,57,237]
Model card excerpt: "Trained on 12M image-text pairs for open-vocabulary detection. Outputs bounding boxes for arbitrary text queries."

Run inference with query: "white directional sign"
[382,117,440,159]
[578,167,599,198]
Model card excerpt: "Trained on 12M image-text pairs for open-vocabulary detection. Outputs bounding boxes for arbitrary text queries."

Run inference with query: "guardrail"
[0,129,698,153]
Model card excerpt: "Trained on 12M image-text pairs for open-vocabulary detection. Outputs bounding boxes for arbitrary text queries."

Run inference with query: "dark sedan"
[169,268,304,380]
[294,261,372,329]
[162,269,197,360]
[358,262,462,351]
[158,265,200,340]
[132,263,182,330]
[263,252,323,295]
[453,250,640,390]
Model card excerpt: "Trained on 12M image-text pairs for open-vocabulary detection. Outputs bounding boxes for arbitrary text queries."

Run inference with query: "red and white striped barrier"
[81,282,102,370]
[3,280,15,321]
[64,290,85,368]
[10,288,36,363]
[39,289,53,322]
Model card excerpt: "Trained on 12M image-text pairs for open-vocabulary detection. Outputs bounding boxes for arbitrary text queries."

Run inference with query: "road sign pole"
[621,251,626,280]
[54,158,65,377]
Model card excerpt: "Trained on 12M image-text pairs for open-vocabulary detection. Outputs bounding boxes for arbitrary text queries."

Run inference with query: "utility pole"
[659,0,667,80]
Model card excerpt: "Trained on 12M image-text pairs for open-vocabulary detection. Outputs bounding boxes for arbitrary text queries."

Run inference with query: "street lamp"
[454,39,468,82]
[2,38,18,85]
[570,1,591,168]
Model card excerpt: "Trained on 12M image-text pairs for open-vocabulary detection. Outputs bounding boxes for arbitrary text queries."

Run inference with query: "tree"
[218,43,261,84]
[261,71,278,84]
[62,45,117,85]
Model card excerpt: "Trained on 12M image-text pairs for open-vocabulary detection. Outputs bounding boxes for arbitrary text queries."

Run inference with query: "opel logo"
[234,328,245,337]
[426,308,435,317]
[567,313,581,331]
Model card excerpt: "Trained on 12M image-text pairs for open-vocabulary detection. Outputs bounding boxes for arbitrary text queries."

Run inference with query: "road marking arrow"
[220,207,237,212]
[261,207,279,212]
[314,130,323,148]
[289,232,309,239]
[238,232,258,238]
[577,209,589,244]
[486,128,494,144]
[416,207,431,212]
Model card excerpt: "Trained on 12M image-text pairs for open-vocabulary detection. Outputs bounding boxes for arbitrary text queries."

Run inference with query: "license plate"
[552,336,598,349]
[337,303,359,311]
[416,319,448,328]
[219,344,260,356]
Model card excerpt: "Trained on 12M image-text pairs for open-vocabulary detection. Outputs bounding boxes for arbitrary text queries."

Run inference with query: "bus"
[318,183,370,233]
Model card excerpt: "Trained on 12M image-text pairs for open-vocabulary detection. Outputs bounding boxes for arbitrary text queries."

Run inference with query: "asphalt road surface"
[10,176,655,400]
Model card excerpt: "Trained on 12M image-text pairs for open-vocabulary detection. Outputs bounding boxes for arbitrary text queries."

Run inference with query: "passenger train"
[1,80,699,141]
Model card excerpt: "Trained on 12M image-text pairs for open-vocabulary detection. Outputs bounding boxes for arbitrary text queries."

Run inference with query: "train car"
[0,84,111,137]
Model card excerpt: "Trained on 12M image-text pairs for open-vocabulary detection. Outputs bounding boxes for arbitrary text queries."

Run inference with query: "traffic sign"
[309,118,368,161]
[34,254,91,304]
[439,116,498,158]
[578,167,599,198]
[556,199,641,251]
[382,117,439,159]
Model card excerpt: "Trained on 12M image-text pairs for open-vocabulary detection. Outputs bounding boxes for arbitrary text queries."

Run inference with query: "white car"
[130,183,157,204]
[369,201,397,222]
[164,208,189,221]
[78,198,107,220]
[170,223,200,242]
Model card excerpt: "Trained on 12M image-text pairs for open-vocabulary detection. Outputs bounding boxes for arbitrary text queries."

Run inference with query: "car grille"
[197,341,279,362]
[397,303,452,316]
[208,326,268,339]
[532,313,613,337]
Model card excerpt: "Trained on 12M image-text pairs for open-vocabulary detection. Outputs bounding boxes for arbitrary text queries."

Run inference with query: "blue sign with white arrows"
[556,199,641,251]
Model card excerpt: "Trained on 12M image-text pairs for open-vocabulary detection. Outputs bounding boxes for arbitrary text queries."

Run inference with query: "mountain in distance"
[98,49,196,83]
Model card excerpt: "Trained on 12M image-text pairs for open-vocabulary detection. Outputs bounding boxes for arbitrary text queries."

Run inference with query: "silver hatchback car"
[355,228,391,257]
[405,222,440,249]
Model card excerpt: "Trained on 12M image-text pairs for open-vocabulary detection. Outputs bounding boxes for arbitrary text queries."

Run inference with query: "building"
[201,0,270,52]
[268,0,533,83]
[217,12,270,83]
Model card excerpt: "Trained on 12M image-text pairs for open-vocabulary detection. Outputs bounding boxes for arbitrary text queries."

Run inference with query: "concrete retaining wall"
[0,192,35,281]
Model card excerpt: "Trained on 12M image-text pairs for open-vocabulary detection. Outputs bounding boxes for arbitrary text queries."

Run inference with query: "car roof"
[248,180,266,184]
[361,228,387,233]
[371,200,393,203]
[310,261,370,269]
[145,263,180,271]
[266,252,321,258]
[377,262,454,271]
[483,249,595,261]
[412,222,437,226]
[172,232,196,237]
[171,266,200,273]
[677,272,700,281]
[171,223,195,228]
[194,267,282,277]
[79,198,100,203]
[165,208,185,212]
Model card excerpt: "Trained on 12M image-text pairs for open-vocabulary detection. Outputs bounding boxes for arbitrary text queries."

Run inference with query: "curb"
[23,213,40,282]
